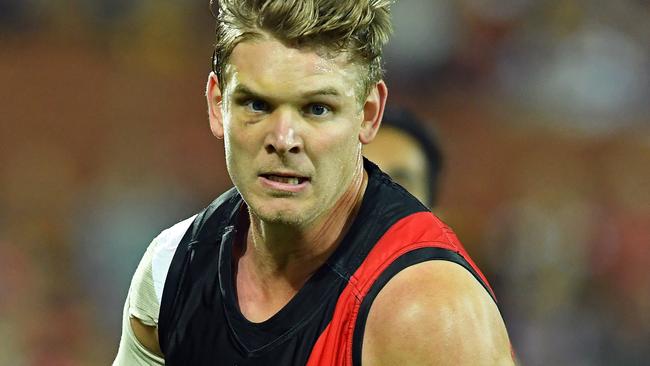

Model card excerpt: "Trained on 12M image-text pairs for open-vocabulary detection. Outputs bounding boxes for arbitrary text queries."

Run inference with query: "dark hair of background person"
[380,106,443,207]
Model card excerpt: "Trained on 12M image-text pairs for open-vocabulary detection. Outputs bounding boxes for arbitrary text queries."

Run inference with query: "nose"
[264,108,303,155]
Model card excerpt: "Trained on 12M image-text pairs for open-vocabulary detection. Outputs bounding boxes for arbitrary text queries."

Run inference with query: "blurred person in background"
[363,106,443,208]
[113,0,513,365]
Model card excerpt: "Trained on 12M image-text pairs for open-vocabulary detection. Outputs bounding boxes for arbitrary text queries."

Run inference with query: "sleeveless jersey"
[158,159,495,365]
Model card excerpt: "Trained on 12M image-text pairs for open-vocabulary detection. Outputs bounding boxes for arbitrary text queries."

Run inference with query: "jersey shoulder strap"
[158,187,242,354]
[306,210,496,366]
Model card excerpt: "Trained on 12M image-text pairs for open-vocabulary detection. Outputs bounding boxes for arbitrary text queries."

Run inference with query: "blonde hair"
[210,0,393,99]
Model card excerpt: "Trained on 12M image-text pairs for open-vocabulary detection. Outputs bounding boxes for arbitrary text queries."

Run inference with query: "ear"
[206,72,224,139]
[359,80,388,144]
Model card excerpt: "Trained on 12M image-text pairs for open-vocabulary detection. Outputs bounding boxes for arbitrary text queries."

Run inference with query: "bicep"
[362,260,513,366]
[113,294,165,365]
[114,237,166,364]
[114,216,193,364]
[130,317,163,357]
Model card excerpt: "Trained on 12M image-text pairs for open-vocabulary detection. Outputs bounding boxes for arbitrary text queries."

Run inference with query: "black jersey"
[158,159,495,365]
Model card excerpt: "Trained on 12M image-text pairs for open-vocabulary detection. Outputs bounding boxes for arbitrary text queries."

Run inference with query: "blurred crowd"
[1,0,649,365]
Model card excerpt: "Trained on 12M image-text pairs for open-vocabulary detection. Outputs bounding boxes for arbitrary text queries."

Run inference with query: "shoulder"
[118,215,197,360]
[362,260,514,366]
[129,214,197,320]
[150,214,197,302]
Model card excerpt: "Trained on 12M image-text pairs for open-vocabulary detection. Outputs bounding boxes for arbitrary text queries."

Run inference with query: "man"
[114,0,513,364]
[363,107,443,207]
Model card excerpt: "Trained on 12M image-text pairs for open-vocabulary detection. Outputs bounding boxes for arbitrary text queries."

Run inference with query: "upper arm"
[130,317,163,357]
[114,215,196,363]
[362,260,514,366]
[114,236,165,364]
[113,293,165,365]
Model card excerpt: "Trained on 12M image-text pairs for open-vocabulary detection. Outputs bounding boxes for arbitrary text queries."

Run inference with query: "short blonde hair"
[210,0,393,99]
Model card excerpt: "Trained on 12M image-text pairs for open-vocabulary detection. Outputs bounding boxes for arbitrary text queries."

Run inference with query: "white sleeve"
[113,215,196,365]
[113,238,165,365]
[113,293,165,365]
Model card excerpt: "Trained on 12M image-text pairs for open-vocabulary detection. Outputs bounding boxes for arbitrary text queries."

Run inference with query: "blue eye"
[247,100,269,112]
[308,104,330,116]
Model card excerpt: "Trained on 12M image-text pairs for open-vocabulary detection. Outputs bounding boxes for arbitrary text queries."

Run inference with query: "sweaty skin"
[208,35,386,322]
[217,39,370,228]
[362,261,514,365]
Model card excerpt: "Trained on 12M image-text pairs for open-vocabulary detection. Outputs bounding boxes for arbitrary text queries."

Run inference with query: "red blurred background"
[1,1,648,364]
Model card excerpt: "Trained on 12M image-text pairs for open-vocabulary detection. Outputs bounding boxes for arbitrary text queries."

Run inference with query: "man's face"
[363,126,430,205]
[212,37,376,226]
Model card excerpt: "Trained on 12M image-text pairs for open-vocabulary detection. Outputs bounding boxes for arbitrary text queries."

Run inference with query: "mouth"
[258,172,311,192]
[260,173,309,185]
[260,174,310,185]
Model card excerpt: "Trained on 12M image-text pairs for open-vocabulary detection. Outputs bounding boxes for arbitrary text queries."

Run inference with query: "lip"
[259,175,310,193]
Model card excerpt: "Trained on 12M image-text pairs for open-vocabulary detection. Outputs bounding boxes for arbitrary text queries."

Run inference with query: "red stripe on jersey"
[305,211,494,366]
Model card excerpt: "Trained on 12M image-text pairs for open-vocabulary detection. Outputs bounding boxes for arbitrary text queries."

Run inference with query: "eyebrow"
[302,87,341,98]
[232,84,342,100]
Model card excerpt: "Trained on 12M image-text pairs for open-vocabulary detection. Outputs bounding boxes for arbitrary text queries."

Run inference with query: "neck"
[243,161,367,288]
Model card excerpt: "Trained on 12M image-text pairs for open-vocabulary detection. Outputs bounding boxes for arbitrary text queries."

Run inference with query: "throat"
[234,166,368,322]
[234,253,306,323]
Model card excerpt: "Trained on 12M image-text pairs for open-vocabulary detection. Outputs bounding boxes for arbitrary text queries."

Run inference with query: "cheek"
[317,117,360,149]
[310,127,361,179]
[223,124,255,177]
[225,122,256,154]
[310,127,358,160]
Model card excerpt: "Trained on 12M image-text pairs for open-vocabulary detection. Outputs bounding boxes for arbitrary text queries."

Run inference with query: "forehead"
[224,37,362,97]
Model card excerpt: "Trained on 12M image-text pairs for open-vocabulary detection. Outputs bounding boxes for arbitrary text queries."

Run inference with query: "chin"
[246,198,309,225]
[253,208,307,226]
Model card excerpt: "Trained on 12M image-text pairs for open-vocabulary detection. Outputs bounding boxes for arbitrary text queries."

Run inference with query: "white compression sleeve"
[113,237,165,365]
[113,215,195,365]
[113,294,165,365]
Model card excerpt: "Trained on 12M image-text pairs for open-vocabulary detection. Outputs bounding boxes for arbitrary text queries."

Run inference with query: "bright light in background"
[539,26,648,116]
[497,24,649,136]
[385,0,458,68]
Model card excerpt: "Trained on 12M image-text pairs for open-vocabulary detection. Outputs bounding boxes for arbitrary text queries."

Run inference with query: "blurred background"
[0,0,648,364]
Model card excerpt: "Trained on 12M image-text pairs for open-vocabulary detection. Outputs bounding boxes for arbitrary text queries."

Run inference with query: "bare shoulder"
[362,260,514,366]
